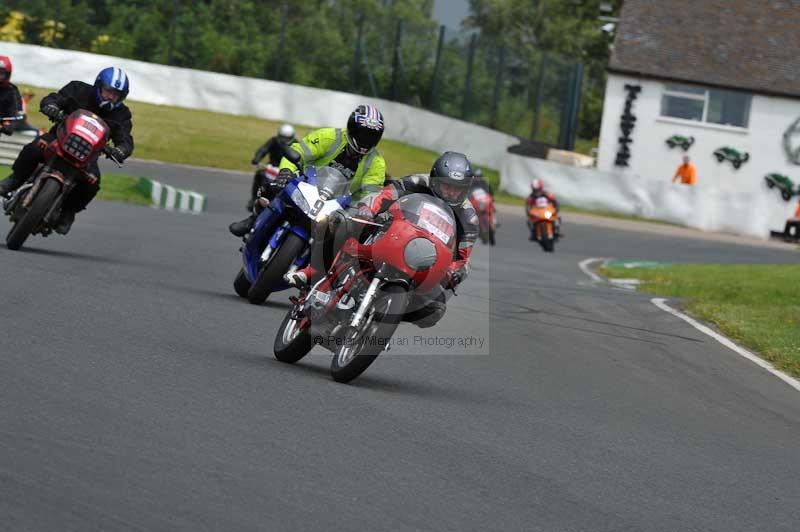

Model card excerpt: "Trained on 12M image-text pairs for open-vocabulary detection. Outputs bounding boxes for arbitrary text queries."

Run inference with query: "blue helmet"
[94,67,130,111]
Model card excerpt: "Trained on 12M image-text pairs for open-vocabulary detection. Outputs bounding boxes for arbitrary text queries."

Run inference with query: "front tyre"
[330,284,408,383]
[6,178,61,250]
[247,232,306,304]
[273,308,313,363]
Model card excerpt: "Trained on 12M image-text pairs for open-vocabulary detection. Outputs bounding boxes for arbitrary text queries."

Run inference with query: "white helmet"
[278,124,295,142]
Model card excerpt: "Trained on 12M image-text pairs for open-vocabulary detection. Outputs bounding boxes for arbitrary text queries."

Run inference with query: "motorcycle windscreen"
[311,166,350,198]
[396,193,456,247]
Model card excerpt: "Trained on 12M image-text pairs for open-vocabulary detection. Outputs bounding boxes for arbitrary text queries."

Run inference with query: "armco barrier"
[500,152,796,239]
[137,177,206,214]
[0,132,31,166]
[2,41,518,170]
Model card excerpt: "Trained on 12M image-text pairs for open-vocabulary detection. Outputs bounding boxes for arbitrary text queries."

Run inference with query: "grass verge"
[600,263,800,377]
[17,84,500,182]
[0,163,151,206]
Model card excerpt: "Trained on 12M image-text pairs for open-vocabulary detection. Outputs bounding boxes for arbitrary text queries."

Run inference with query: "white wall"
[597,73,800,210]
[501,153,795,239]
[1,41,518,169]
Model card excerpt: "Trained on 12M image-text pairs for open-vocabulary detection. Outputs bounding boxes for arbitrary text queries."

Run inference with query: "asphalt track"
[1,160,799,532]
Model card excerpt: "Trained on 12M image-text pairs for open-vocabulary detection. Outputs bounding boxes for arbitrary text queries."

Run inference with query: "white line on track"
[578,257,606,283]
[652,298,800,393]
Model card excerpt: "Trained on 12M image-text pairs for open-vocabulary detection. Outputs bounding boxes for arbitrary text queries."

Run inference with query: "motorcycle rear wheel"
[330,284,408,383]
[6,178,61,251]
[233,268,251,298]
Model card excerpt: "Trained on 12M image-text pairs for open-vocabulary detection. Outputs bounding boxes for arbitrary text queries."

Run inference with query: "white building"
[597,0,800,217]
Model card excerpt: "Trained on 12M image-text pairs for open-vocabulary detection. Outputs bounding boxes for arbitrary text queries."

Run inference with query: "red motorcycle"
[469,187,496,245]
[273,193,457,383]
[3,109,121,250]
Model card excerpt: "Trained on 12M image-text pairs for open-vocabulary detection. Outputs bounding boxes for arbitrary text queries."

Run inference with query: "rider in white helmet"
[246,123,297,209]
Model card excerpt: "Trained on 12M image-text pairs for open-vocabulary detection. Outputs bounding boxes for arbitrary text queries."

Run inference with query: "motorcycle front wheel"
[6,178,61,250]
[247,232,306,304]
[273,307,313,363]
[330,284,408,383]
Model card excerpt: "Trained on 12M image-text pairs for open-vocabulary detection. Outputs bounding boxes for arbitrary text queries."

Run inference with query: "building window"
[660,83,751,128]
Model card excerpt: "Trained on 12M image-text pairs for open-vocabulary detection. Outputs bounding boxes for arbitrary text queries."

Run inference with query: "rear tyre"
[6,178,61,251]
[330,284,408,383]
[782,190,792,201]
[233,268,251,298]
[247,232,306,305]
[274,309,313,363]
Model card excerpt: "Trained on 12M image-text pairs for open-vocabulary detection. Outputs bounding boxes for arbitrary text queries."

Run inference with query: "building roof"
[608,0,800,99]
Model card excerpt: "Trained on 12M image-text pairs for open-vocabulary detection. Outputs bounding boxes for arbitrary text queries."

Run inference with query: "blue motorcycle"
[234,165,352,304]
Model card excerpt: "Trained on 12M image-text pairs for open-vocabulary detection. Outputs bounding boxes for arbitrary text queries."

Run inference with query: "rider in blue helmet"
[0,67,135,234]
[94,66,130,111]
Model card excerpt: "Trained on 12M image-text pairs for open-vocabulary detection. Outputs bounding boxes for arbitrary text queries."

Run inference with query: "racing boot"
[0,173,22,197]
[54,210,76,235]
[284,265,320,289]
[229,214,256,237]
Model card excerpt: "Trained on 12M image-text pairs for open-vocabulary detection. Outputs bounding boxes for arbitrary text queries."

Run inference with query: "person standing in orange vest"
[672,155,697,185]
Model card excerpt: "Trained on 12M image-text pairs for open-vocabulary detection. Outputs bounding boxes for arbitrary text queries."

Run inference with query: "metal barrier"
[0,133,34,166]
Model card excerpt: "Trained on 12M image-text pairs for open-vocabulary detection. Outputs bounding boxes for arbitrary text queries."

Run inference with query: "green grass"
[600,264,800,377]
[0,163,150,205]
[16,84,610,215]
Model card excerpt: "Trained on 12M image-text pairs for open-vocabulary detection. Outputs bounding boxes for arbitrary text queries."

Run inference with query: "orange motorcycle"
[527,196,558,252]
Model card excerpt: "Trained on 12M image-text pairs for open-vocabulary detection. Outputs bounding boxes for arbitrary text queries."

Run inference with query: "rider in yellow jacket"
[229,104,387,236]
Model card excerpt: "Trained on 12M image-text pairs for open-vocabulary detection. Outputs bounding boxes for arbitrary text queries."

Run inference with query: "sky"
[432,0,471,29]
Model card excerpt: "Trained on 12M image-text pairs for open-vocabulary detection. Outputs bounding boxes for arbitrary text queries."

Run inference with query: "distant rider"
[0,67,134,234]
[287,151,479,329]
[247,123,297,209]
[229,104,387,237]
[0,56,23,135]
[470,167,493,196]
[526,178,560,239]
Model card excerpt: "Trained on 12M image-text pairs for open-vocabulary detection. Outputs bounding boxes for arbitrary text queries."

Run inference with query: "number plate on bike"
[417,203,454,245]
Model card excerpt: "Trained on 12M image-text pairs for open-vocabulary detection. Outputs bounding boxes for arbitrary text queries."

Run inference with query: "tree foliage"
[0,0,617,148]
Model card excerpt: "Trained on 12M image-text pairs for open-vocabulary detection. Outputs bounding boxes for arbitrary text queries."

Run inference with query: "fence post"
[530,51,548,139]
[461,34,477,120]
[490,44,506,128]
[428,25,446,110]
[273,2,288,80]
[167,0,180,64]
[390,20,404,100]
[351,14,365,91]
[557,62,584,150]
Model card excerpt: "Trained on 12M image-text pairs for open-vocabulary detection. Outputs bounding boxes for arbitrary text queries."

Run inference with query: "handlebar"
[103,146,124,168]
[0,116,26,122]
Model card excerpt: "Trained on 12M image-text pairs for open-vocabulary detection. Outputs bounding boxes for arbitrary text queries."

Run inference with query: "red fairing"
[340,195,456,294]
[52,110,111,170]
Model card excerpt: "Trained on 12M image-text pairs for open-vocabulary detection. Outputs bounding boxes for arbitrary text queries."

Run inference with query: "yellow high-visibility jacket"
[279,127,386,200]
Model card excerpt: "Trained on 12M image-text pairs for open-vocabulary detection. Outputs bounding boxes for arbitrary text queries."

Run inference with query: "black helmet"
[430,151,474,206]
[346,104,385,155]
[473,167,483,179]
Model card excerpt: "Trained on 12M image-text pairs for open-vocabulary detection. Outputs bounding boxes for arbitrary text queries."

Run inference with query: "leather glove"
[107,146,126,162]
[444,267,465,290]
[42,104,64,122]
[354,204,374,221]
[250,157,259,165]
[273,168,294,189]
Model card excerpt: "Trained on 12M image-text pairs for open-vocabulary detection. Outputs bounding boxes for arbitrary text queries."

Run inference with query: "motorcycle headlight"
[290,186,309,213]
[403,238,438,271]
[544,211,552,219]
